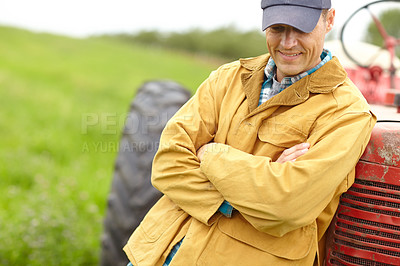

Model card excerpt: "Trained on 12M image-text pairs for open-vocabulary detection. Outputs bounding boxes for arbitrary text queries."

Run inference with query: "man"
[124,0,376,265]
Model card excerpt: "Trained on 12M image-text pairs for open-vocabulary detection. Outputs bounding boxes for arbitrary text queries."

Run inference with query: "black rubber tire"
[100,80,191,266]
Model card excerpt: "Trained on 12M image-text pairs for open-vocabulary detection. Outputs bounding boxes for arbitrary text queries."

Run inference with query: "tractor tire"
[100,80,191,266]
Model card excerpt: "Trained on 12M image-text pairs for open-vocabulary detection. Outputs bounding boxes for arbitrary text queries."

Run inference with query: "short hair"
[321,9,329,21]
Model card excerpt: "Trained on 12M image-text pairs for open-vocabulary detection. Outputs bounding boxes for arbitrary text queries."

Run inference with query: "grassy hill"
[0,25,218,265]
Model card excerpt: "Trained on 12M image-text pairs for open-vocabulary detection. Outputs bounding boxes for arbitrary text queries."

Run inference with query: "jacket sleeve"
[200,110,376,237]
[151,71,225,225]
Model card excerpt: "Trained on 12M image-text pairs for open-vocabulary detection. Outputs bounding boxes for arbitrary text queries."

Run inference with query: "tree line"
[97,26,267,61]
[97,8,400,62]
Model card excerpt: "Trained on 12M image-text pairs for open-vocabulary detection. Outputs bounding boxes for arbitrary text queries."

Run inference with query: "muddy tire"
[100,81,191,266]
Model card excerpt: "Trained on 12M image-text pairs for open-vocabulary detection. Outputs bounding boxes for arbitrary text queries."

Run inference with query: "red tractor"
[325,122,400,265]
[325,1,400,265]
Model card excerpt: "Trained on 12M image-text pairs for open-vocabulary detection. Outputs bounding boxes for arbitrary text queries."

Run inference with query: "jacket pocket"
[140,195,187,242]
[124,196,189,265]
[258,120,307,148]
[217,214,316,260]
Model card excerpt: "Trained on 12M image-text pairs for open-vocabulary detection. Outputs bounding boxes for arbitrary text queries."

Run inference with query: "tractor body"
[325,123,400,265]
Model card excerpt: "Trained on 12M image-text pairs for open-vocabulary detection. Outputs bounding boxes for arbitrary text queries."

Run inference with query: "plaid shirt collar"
[259,49,332,106]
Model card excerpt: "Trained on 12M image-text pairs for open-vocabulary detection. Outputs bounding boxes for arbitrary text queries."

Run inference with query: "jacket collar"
[240,54,348,113]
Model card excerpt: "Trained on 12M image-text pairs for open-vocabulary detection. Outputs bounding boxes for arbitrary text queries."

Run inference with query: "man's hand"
[197,142,216,162]
[276,143,310,163]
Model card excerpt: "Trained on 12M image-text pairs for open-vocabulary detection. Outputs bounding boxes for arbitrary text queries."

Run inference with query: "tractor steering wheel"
[340,0,400,83]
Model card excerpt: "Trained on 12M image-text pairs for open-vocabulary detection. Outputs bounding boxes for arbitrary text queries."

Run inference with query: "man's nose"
[280,29,298,49]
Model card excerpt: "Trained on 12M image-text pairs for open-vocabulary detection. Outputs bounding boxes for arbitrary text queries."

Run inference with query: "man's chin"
[276,67,303,80]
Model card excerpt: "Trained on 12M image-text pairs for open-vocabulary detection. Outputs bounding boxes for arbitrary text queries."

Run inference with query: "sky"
[0,0,393,38]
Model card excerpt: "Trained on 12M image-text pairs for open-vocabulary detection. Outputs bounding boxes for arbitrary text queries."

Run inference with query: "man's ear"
[326,8,335,33]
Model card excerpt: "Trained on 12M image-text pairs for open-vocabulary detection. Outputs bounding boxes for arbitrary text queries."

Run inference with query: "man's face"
[265,9,335,82]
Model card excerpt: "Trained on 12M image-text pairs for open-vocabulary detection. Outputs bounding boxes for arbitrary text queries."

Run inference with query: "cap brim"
[262,5,322,33]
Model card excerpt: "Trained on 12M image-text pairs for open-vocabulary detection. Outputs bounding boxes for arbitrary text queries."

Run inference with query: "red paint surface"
[346,66,400,105]
[325,122,400,265]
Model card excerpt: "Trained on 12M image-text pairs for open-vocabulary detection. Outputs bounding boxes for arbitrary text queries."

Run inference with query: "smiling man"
[263,0,333,82]
[124,0,376,265]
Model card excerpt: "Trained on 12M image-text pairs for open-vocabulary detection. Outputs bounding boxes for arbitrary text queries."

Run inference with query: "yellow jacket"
[124,54,376,265]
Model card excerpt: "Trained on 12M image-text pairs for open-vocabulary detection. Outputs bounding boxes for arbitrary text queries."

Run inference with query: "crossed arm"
[197,142,310,164]
[153,111,373,237]
[151,76,375,237]
[197,142,310,218]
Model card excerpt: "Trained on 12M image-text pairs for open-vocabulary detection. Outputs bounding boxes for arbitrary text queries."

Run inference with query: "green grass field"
[0,25,218,265]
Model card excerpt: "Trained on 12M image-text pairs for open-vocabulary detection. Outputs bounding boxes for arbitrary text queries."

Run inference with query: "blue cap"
[261,0,331,33]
